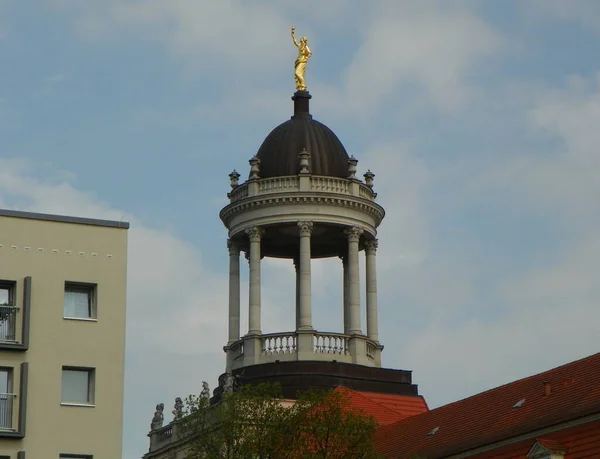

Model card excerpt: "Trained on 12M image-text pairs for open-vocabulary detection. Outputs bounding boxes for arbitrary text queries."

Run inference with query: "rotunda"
[218,90,417,397]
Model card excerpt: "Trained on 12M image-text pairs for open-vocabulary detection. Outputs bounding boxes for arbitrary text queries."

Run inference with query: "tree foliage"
[178,383,381,459]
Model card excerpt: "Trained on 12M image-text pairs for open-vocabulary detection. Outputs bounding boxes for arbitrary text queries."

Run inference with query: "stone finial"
[249,156,261,180]
[229,170,240,188]
[151,403,164,430]
[201,381,210,400]
[299,148,311,174]
[347,156,359,180]
[363,170,375,188]
[172,397,183,420]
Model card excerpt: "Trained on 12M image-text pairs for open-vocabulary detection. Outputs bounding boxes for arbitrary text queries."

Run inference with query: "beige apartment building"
[0,209,128,458]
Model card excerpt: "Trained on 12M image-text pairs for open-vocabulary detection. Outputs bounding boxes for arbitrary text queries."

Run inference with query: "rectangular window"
[0,368,14,430]
[61,367,95,405]
[0,281,17,342]
[0,281,15,306]
[59,455,93,459]
[63,283,96,319]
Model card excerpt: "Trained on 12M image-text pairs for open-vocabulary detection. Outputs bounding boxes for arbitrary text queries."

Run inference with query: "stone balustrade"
[261,332,297,356]
[227,331,380,370]
[228,175,376,204]
[313,332,350,355]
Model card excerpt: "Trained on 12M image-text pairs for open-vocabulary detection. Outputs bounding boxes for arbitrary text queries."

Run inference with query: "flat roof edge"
[0,209,130,229]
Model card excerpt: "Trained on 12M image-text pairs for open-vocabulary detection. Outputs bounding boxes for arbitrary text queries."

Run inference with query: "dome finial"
[299,148,311,174]
[347,156,359,180]
[248,156,261,180]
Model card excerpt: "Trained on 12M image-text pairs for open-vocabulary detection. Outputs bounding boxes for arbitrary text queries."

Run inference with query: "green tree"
[178,383,381,459]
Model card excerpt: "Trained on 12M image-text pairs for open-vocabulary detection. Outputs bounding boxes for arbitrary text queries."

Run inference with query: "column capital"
[344,226,364,243]
[297,221,314,236]
[227,239,240,256]
[364,239,379,255]
[245,226,265,242]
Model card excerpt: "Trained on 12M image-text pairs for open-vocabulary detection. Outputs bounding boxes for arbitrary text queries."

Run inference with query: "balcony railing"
[228,331,381,370]
[0,393,16,430]
[228,175,376,204]
[0,306,18,342]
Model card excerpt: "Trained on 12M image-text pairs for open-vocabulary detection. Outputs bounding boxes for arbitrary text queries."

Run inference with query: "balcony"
[226,331,382,370]
[0,306,19,343]
[0,393,17,431]
[227,175,377,204]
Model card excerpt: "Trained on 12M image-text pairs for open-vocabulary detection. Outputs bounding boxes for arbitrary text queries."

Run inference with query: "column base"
[296,329,314,360]
[243,335,263,366]
[349,335,369,365]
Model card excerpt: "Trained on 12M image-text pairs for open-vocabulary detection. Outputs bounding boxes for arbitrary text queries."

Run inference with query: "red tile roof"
[476,421,600,459]
[374,352,600,459]
[334,387,429,425]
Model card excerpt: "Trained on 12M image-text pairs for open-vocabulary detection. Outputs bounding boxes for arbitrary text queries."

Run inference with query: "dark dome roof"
[255,91,349,178]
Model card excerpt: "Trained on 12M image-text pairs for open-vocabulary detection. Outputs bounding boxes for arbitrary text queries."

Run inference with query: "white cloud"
[342,2,503,113]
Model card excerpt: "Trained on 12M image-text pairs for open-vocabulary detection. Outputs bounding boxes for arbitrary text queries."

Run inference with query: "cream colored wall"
[0,215,128,458]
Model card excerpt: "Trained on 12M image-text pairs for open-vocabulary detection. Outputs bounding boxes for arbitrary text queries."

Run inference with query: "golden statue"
[291,27,312,91]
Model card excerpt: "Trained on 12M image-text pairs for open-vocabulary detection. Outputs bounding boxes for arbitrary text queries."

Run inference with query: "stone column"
[340,254,350,334]
[227,239,241,343]
[297,221,313,330]
[294,257,300,330]
[365,239,379,342]
[345,226,363,334]
[245,227,264,334]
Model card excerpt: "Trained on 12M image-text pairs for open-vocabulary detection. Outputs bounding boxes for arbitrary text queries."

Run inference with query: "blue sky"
[2,1,600,457]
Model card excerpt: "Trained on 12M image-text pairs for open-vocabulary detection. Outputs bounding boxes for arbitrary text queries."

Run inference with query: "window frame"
[61,366,96,407]
[63,282,97,321]
[0,280,16,307]
[0,367,13,394]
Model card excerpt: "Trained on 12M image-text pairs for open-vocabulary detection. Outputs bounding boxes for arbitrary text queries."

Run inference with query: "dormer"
[527,439,567,459]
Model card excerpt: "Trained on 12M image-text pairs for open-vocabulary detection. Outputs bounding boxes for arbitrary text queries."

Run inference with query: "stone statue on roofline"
[151,403,164,430]
[201,381,210,400]
[172,397,183,420]
[223,373,234,394]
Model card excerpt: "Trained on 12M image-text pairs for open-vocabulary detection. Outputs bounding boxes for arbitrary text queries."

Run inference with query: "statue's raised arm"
[291,26,299,47]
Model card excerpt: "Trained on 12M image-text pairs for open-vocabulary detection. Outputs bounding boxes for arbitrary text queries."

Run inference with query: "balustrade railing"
[359,185,375,200]
[0,306,18,342]
[228,175,376,203]
[258,176,299,193]
[366,342,376,361]
[313,332,350,355]
[261,333,297,355]
[156,423,173,439]
[310,176,350,194]
[228,185,249,201]
[0,393,16,430]
[230,340,244,362]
